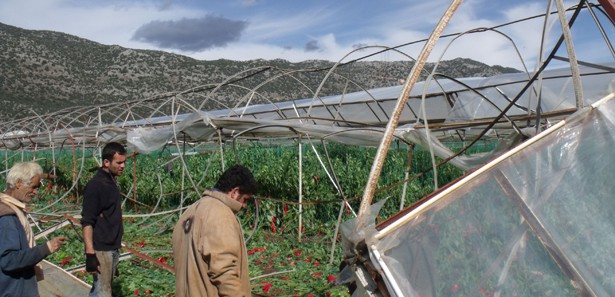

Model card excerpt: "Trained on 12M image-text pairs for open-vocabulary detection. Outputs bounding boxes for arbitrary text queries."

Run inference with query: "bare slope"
[0,22,518,119]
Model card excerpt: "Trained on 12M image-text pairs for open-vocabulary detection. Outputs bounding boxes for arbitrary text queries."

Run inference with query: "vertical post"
[179,138,186,215]
[399,143,415,211]
[132,154,138,211]
[298,136,303,242]
[218,129,225,171]
[50,143,57,194]
[359,0,463,215]
[72,138,79,201]
[329,201,346,264]
[555,0,584,109]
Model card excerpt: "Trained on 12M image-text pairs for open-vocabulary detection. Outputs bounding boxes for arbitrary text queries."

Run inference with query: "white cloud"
[0,0,610,70]
[0,0,203,46]
[244,7,337,42]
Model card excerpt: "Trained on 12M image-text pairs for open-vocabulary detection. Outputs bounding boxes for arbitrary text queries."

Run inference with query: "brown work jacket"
[172,190,250,297]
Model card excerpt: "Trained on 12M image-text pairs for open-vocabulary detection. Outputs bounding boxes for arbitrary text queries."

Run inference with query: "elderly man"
[173,164,258,297]
[0,161,67,297]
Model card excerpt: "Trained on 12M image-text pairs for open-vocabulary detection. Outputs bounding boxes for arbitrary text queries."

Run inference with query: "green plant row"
[19,140,495,296]
[1,141,496,225]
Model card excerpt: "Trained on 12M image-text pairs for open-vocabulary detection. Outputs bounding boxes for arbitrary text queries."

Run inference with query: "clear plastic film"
[367,95,615,296]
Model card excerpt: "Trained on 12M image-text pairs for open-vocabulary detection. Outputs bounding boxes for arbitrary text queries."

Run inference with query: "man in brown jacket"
[172,164,258,297]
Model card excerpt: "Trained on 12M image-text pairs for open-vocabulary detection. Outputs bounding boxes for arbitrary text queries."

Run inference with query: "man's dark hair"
[214,164,258,195]
[102,142,126,162]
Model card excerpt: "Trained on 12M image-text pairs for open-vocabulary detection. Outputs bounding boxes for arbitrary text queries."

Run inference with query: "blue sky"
[1,0,613,70]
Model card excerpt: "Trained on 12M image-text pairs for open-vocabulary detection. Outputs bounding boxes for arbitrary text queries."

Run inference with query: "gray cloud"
[304,40,320,52]
[158,0,174,11]
[132,15,248,51]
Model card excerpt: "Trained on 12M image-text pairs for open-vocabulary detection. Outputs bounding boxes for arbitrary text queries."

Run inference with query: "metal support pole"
[555,0,584,109]
[217,129,225,171]
[359,0,463,215]
[298,136,303,242]
[399,143,415,211]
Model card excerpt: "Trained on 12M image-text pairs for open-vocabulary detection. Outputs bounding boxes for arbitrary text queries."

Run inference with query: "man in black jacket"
[81,142,126,297]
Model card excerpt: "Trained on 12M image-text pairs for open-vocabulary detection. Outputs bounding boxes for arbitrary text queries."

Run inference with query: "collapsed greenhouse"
[1,0,615,296]
[341,94,615,296]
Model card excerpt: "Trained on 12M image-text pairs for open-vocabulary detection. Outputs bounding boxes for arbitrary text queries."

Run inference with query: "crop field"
[18,141,491,296]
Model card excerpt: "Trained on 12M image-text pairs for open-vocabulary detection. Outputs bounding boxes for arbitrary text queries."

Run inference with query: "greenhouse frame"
[1,0,615,296]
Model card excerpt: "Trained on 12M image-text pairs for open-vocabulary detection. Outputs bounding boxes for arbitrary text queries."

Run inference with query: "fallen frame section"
[341,92,615,296]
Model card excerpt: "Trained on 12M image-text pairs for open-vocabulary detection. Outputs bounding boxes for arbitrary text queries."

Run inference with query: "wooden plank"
[38,260,91,297]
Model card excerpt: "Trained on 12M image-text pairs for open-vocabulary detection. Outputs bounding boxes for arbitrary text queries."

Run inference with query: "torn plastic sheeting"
[339,200,389,297]
[127,111,216,153]
[210,117,393,146]
[400,124,525,170]
[126,126,175,153]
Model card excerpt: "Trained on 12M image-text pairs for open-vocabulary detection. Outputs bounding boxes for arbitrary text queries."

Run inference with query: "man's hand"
[47,236,67,253]
[85,253,100,273]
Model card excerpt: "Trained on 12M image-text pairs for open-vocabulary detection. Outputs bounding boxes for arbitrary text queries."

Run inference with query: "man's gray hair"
[6,162,43,190]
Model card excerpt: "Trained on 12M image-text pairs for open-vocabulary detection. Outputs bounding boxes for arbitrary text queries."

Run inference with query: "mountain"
[0,22,519,120]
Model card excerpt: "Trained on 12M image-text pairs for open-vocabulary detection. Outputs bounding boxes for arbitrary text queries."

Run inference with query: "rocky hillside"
[0,22,518,119]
